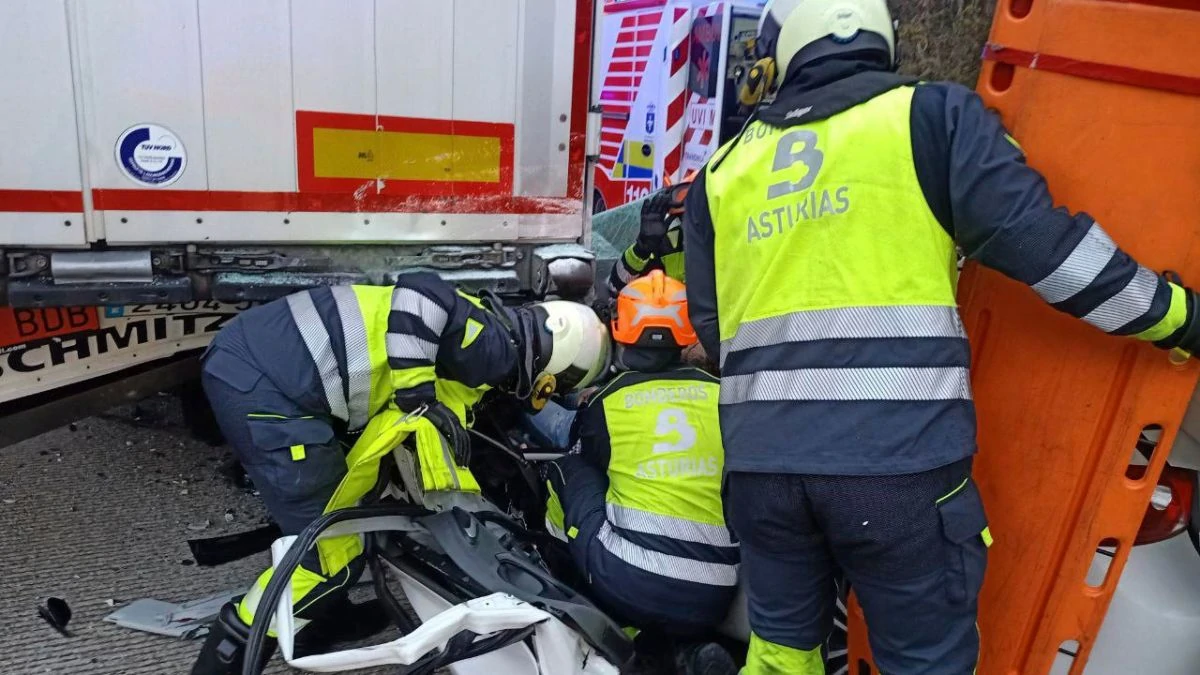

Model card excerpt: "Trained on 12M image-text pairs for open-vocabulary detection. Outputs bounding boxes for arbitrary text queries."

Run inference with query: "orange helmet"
[611,270,698,348]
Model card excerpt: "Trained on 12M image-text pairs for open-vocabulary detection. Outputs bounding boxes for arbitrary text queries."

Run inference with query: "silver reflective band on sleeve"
[598,522,738,587]
[331,287,372,431]
[286,291,349,421]
[386,334,439,362]
[606,503,734,548]
[1031,223,1117,304]
[720,366,972,404]
[392,288,449,336]
[1083,265,1159,333]
[615,258,634,284]
[720,305,964,366]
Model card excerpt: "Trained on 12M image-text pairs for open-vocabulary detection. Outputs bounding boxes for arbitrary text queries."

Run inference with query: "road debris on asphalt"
[38,597,74,637]
[103,589,242,639]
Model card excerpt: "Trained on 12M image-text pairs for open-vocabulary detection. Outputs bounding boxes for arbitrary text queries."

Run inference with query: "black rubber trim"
[242,503,431,675]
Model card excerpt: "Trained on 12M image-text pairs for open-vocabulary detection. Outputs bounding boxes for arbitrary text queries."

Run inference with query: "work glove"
[398,398,472,468]
[1154,274,1200,357]
[635,188,674,259]
[425,402,472,468]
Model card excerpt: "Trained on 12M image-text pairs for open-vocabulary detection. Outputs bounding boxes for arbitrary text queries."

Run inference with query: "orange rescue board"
[849,1,1200,673]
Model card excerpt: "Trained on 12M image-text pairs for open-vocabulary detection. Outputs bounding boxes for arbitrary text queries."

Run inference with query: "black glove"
[1155,276,1200,355]
[425,402,472,468]
[635,188,673,258]
[398,398,472,468]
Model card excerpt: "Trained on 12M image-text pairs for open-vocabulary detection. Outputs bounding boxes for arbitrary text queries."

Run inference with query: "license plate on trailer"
[0,306,99,348]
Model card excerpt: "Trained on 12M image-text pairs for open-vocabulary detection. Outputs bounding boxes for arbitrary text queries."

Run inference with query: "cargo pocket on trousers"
[246,417,339,497]
[936,478,990,605]
[202,348,263,394]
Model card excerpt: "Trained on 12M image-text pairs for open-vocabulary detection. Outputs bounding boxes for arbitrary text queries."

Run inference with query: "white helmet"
[516,301,610,409]
[757,0,896,88]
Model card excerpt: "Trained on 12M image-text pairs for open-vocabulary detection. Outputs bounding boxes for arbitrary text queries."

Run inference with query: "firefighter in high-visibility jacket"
[546,271,739,675]
[191,272,610,675]
[683,1,1200,673]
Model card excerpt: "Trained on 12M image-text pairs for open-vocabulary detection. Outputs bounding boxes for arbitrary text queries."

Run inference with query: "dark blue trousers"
[200,326,358,620]
[725,458,988,675]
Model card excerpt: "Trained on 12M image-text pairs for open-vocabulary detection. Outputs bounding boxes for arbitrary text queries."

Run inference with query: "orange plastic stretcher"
[848,1,1200,672]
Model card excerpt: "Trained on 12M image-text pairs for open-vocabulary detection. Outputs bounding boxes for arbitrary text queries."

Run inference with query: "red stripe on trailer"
[0,189,84,212]
[90,190,581,215]
[638,11,664,26]
[982,44,1200,97]
[609,60,636,73]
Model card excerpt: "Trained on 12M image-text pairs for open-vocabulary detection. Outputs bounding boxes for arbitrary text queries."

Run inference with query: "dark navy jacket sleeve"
[388,272,517,406]
[571,397,612,471]
[682,170,722,361]
[910,83,1184,340]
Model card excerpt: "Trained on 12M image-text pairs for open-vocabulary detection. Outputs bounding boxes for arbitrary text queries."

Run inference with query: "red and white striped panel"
[680,2,724,167]
[660,6,691,184]
[682,92,714,149]
[598,9,663,170]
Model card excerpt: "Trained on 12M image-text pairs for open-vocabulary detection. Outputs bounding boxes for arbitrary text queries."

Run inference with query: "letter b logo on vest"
[767,130,824,200]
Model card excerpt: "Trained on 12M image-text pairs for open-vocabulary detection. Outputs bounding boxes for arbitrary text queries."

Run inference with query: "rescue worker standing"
[683,1,1200,673]
[193,271,609,675]
[546,271,738,675]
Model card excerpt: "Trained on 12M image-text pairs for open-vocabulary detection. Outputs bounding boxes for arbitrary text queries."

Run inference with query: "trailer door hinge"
[5,252,51,279]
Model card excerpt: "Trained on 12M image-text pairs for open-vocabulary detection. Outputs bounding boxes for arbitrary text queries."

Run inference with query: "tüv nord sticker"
[115,124,187,187]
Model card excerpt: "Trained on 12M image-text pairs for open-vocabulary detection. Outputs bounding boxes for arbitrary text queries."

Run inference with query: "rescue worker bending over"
[192,271,609,675]
[606,184,688,297]
[683,1,1200,673]
[546,271,738,675]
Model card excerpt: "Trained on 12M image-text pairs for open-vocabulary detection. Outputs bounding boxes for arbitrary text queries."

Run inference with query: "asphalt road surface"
[0,394,393,675]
